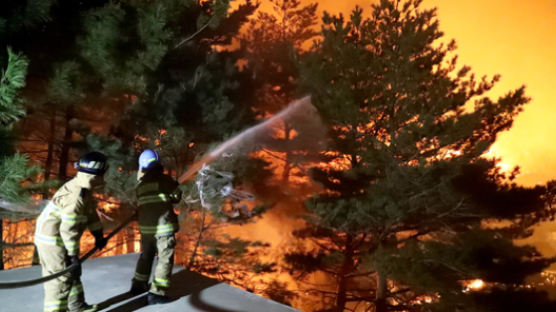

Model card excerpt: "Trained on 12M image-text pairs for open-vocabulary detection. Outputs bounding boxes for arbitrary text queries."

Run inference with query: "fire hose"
[0,211,138,289]
[0,97,317,289]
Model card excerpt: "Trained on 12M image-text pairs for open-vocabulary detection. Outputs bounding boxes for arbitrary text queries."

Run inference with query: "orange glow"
[316,151,352,171]
[5,4,555,311]
[93,194,120,213]
[1,219,35,269]
[123,94,138,101]
[482,148,514,174]
[271,127,299,140]
[238,0,555,184]
[134,134,148,143]
[468,279,485,290]
[249,149,313,185]
[421,0,556,187]
[462,279,486,293]
[280,0,556,187]
[413,295,436,304]
[300,0,556,273]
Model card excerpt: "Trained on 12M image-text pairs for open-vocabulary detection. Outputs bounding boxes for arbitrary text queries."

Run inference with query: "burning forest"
[1,0,556,311]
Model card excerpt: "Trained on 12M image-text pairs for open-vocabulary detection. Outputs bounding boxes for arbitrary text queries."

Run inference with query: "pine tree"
[1,0,117,268]
[0,48,42,269]
[3,0,113,182]
[0,0,57,40]
[0,1,68,269]
[75,0,259,148]
[0,48,27,125]
[289,0,556,311]
[73,0,264,202]
[240,0,319,114]
[73,0,282,291]
[239,0,320,195]
[2,0,279,275]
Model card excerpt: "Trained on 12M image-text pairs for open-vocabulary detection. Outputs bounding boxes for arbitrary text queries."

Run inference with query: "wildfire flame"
[462,279,485,292]
[93,194,120,214]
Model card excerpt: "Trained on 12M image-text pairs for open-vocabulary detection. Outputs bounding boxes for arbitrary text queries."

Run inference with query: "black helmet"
[75,151,108,176]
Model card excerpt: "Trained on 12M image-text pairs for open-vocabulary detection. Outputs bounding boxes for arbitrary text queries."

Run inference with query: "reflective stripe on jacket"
[136,170,180,236]
[34,176,102,256]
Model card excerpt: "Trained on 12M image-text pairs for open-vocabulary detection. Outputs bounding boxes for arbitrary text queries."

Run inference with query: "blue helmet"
[139,149,160,170]
[75,151,108,176]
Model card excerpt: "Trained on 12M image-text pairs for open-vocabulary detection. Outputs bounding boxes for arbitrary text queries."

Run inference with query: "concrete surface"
[0,253,300,312]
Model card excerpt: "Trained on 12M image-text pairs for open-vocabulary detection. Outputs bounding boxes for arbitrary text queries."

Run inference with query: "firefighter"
[130,149,181,304]
[34,151,108,312]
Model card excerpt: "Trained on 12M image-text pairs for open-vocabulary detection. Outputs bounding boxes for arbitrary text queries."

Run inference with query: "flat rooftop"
[0,253,300,312]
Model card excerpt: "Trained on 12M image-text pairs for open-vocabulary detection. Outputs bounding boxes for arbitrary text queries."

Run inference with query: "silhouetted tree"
[240,0,319,185]
[0,46,42,269]
[75,0,282,298]
[288,0,556,311]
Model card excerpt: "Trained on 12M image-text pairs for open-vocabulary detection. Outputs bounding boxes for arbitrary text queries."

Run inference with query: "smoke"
[194,163,255,215]
[0,199,47,216]
[177,95,328,225]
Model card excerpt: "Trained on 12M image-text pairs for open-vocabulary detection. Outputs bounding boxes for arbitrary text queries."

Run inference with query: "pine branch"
[0,153,41,203]
[0,48,28,125]
[174,15,214,49]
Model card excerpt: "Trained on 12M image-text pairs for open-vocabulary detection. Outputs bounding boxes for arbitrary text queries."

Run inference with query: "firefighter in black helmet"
[34,151,108,312]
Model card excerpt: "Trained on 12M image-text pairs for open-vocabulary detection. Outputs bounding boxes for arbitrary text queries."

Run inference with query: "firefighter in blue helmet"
[34,152,108,312]
[131,149,181,304]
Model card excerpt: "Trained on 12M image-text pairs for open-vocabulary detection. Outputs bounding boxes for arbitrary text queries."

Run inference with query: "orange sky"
[247,0,556,263]
[304,0,556,261]
[301,0,556,186]
[425,0,556,187]
[247,0,556,185]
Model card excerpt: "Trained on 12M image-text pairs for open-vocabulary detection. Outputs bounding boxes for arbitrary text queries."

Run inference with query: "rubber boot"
[130,282,149,295]
[147,292,171,305]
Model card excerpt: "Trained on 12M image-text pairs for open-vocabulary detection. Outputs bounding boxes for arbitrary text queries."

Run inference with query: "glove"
[92,230,107,250]
[169,189,182,204]
[65,255,81,278]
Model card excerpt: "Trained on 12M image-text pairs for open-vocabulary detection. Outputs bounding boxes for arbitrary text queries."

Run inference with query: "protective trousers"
[132,234,175,296]
[36,243,85,312]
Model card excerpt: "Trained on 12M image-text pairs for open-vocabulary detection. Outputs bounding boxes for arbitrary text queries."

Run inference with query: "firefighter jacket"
[34,173,103,256]
[136,170,180,236]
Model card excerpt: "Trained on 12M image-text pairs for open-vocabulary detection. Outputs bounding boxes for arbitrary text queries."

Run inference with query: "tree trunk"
[114,229,124,255]
[282,123,292,183]
[125,226,135,253]
[375,270,388,312]
[186,209,206,270]
[44,110,57,183]
[335,234,354,312]
[58,106,74,181]
[38,109,57,264]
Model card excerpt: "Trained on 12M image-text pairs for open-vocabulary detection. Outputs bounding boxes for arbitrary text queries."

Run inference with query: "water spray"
[0,199,48,216]
[0,96,327,287]
[178,95,323,184]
